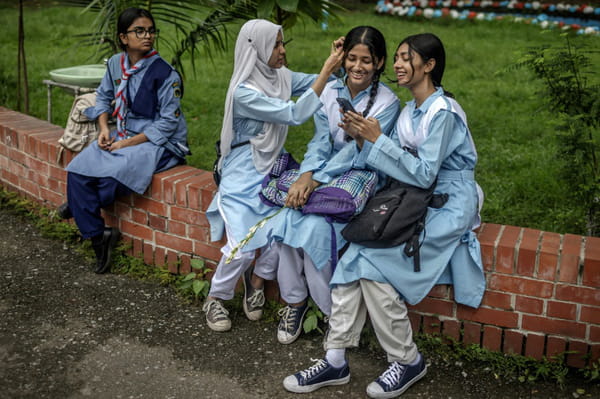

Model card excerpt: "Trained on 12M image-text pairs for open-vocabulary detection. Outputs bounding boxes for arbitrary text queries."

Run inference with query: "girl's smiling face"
[344,44,383,95]
[393,42,434,89]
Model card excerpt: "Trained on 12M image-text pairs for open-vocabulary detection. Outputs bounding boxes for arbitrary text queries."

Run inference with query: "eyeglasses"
[126,27,159,39]
[273,38,293,50]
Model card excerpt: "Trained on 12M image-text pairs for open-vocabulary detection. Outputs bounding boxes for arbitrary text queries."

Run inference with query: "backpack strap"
[403,188,448,272]
[325,217,338,273]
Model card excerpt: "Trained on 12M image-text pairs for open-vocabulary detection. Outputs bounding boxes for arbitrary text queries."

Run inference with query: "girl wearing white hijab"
[204,19,344,332]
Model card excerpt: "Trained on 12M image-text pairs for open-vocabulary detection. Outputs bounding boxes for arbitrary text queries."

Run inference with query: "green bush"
[511,36,600,236]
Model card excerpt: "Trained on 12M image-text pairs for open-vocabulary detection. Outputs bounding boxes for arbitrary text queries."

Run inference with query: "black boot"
[57,202,72,219]
[91,227,121,274]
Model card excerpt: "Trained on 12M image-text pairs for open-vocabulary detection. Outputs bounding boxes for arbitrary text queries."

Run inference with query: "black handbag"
[341,177,448,272]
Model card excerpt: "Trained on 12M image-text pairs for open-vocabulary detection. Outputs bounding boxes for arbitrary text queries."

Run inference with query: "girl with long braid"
[284,33,485,398]
[246,26,400,345]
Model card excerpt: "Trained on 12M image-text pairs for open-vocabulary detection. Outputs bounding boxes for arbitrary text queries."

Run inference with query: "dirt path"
[1,207,598,398]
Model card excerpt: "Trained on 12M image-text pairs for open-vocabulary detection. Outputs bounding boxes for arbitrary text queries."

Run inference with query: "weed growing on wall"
[415,334,571,386]
[176,258,211,304]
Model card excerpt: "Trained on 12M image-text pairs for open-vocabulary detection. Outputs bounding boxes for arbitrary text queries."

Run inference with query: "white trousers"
[254,242,333,316]
[208,218,279,300]
[325,279,418,364]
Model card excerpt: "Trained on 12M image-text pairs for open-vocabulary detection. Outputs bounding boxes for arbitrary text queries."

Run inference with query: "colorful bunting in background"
[375,1,600,36]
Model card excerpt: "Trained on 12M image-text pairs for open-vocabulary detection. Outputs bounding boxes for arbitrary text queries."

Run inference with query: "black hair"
[342,26,387,117]
[117,8,156,51]
[396,33,453,98]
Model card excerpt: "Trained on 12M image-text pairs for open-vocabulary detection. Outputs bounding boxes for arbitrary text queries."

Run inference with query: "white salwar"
[206,20,323,301]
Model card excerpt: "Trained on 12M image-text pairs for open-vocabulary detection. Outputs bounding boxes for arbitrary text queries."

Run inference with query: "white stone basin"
[49,64,105,87]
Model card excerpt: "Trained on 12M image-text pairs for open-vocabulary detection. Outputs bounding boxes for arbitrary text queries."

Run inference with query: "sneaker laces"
[204,300,229,318]
[277,306,298,332]
[379,362,406,388]
[299,358,328,380]
[247,288,265,308]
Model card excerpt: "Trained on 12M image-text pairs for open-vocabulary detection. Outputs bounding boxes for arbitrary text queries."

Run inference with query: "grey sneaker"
[202,299,231,332]
[242,268,265,321]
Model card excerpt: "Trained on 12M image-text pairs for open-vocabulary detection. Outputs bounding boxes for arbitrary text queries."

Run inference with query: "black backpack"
[341,177,448,272]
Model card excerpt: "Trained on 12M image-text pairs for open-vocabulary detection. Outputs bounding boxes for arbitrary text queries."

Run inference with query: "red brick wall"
[1,107,598,368]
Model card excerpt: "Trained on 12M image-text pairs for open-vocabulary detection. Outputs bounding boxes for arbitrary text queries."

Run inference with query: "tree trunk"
[18,0,29,113]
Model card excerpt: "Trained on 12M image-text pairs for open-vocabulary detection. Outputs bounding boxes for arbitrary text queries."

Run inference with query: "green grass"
[1,2,599,235]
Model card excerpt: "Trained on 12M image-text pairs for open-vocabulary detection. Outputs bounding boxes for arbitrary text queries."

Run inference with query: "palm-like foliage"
[59,0,342,75]
[256,0,343,29]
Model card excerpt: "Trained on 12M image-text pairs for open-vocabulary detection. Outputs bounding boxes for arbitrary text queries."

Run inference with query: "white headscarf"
[218,19,292,174]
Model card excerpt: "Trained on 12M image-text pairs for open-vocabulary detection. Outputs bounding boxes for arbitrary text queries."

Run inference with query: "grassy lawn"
[1,2,598,235]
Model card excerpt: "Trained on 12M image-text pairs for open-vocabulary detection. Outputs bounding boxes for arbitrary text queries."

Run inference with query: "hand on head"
[332,37,345,52]
[323,36,345,74]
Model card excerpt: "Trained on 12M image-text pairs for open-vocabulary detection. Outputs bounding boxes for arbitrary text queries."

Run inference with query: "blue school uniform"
[207,72,323,245]
[330,88,486,308]
[67,52,188,193]
[244,78,400,270]
[65,52,188,238]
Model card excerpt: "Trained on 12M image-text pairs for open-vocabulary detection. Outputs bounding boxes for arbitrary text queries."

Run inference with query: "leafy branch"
[510,35,600,236]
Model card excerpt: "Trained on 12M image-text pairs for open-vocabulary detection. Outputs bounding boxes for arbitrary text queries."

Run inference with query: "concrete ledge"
[1,106,598,367]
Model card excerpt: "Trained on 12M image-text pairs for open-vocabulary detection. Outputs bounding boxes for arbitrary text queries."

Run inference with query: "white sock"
[406,352,422,366]
[325,348,346,368]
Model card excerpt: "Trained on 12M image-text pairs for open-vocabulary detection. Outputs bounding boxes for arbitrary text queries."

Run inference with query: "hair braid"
[362,72,380,118]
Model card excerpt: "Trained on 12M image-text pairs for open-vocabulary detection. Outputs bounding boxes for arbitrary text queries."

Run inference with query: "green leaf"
[257,0,276,19]
[182,272,197,281]
[303,313,317,333]
[192,279,204,295]
[190,258,205,270]
[276,0,299,13]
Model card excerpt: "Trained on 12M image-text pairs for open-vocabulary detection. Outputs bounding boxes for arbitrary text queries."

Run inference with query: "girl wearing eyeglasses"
[60,8,189,275]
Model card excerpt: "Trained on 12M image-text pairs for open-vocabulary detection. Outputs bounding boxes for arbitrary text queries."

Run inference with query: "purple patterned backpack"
[260,154,377,223]
[259,153,378,267]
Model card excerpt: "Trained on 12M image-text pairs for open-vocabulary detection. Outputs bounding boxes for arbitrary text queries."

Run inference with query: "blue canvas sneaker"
[283,358,350,393]
[277,302,308,344]
[366,353,427,398]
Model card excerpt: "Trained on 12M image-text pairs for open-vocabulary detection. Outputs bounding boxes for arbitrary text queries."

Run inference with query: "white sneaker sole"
[283,374,351,393]
[366,366,427,398]
[277,328,301,345]
[244,307,263,321]
[206,319,231,332]
[277,306,308,344]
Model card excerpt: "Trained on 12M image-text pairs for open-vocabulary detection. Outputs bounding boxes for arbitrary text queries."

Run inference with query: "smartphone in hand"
[336,97,356,114]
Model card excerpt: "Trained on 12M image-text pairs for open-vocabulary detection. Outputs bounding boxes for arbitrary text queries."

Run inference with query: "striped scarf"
[112,50,158,138]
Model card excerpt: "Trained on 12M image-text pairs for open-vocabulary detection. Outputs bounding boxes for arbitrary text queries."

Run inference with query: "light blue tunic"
[330,88,486,308]
[207,72,323,244]
[244,78,400,269]
[66,53,188,194]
